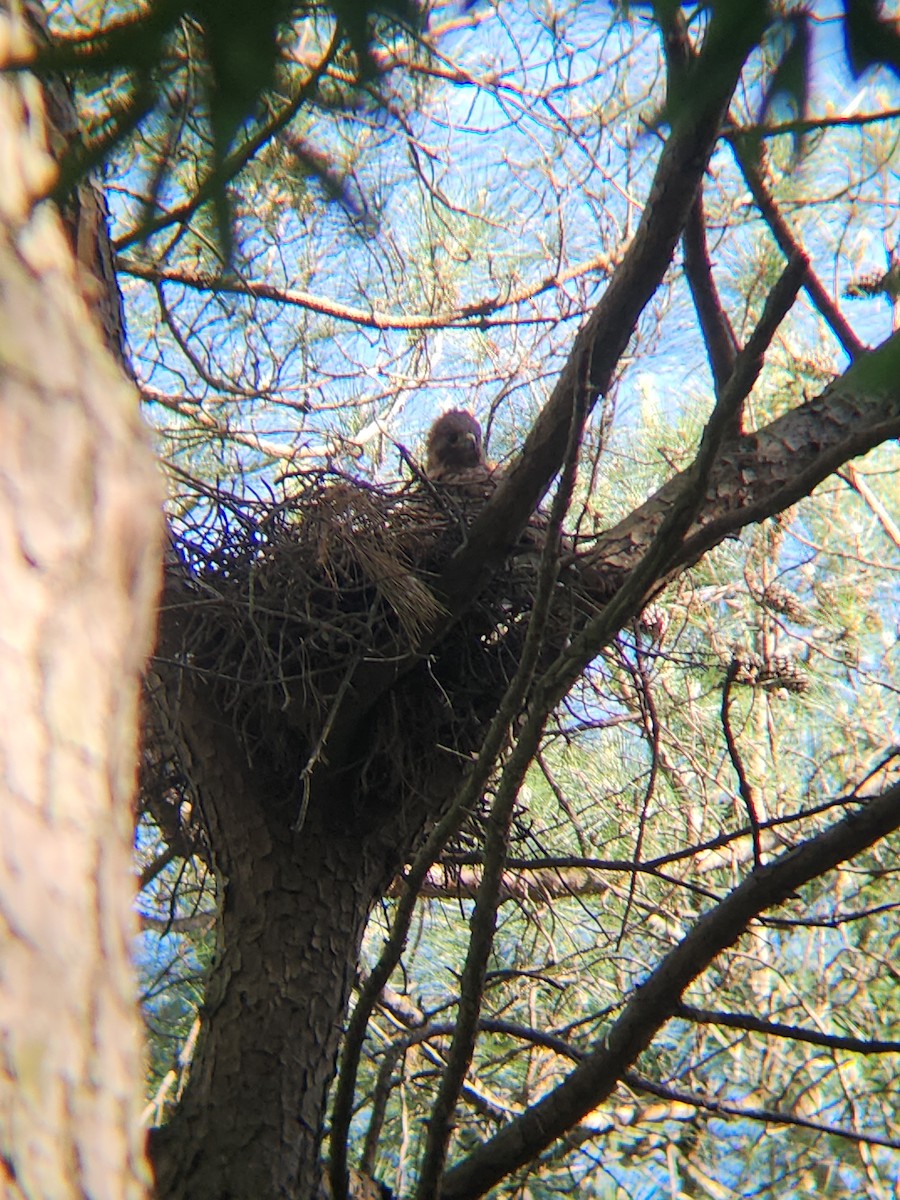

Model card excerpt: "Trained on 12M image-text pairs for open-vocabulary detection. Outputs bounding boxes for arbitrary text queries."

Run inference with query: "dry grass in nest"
[140,466,612,844]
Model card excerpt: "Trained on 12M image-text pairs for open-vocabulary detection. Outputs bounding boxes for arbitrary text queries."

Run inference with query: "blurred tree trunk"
[0,6,162,1198]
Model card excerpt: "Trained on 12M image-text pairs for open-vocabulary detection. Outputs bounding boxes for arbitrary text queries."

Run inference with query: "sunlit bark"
[0,6,161,1197]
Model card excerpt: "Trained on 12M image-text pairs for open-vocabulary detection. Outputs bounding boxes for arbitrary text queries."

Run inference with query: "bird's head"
[425,410,485,479]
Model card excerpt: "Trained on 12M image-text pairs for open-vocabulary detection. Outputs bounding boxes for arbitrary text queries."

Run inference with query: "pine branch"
[440,781,900,1199]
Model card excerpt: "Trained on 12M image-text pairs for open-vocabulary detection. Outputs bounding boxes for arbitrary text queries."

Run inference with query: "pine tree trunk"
[147,683,421,1198]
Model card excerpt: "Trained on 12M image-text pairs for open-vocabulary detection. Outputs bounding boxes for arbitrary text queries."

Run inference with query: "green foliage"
[626,1,900,161]
[14,0,422,256]
[12,0,897,261]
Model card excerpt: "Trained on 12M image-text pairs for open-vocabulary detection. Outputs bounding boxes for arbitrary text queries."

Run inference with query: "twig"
[118,250,611,332]
[616,642,662,948]
[624,1071,900,1150]
[440,781,900,1199]
[721,662,761,866]
[674,1003,900,1054]
[730,138,866,361]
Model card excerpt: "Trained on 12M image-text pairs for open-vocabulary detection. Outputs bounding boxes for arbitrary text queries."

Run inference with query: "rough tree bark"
[149,333,900,1200]
[3,1,896,1197]
[145,320,900,1200]
[145,687,396,1199]
[146,660,466,1198]
[0,5,162,1199]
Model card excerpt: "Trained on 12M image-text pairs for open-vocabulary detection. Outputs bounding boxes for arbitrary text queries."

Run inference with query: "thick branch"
[439,6,764,607]
[440,782,900,1199]
[310,328,900,789]
[301,7,761,779]
[591,329,900,583]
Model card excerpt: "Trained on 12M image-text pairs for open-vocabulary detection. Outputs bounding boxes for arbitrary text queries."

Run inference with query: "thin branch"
[118,250,611,332]
[731,107,900,139]
[682,192,738,397]
[141,386,302,463]
[441,785,888,875]
[413,376,590,1200]
[387,863,613,902]
[663,4,737,398]
[113,31,340,251]
[624,1071,900,1150]
[839,463,900,549]
[137,911,215,934]
[440,781,900,1199]
[138,845,179,890]
[674,1003,900,1055]
[721,662,761,865]
[616,642,662,948]
[153,281,256,398]
[730,138,866,361]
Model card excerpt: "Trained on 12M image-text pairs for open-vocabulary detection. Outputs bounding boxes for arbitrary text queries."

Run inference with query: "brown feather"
[425,410,491,483]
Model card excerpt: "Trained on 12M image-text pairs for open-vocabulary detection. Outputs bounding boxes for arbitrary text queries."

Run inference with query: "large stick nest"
[143,470,601,833]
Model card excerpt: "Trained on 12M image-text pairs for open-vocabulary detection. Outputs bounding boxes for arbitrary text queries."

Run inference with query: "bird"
[424,409,493,485]
[424,408,588,570]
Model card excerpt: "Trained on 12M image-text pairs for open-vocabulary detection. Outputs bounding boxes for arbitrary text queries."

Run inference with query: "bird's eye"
[447,432,458,443]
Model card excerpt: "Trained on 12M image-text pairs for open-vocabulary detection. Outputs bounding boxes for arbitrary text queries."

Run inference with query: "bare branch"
[591,330,900,584]
[730,138,866,360]
[624,1072,900,1151]
[440,781,900,1198]
[441,7,765,604]
[682,193,738,396]
[721,662,761,865]
[118,251,612,332]
[839,462,900,549]
[674,1003,900,1055]
[731,107,900,139]
[664,2,737,397]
